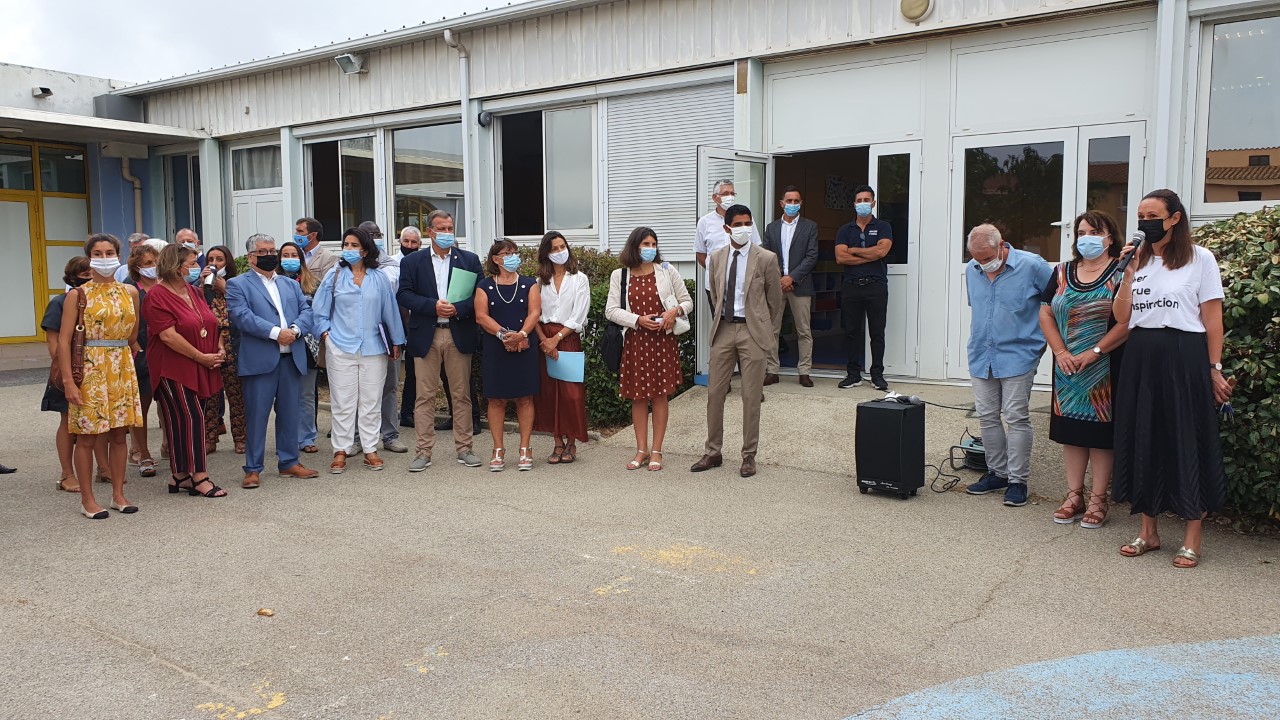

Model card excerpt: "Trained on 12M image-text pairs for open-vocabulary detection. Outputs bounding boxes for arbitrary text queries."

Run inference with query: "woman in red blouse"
[143,245,227,497]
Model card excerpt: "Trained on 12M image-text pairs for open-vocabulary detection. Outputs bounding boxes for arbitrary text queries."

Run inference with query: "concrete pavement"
[2,372,1279,719]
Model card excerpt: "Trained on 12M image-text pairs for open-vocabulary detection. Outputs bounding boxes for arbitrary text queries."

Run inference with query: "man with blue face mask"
[294,217,337,279]
[835,184,894,391]
[762,185,819,387]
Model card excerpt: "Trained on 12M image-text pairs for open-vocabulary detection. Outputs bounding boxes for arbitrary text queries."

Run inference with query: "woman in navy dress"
[475,239,542,472]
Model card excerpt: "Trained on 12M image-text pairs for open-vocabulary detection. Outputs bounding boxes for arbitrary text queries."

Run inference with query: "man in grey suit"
[691,205,784,478]
[762,185,819,387]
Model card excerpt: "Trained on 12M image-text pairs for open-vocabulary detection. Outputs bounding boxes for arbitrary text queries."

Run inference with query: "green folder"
[446,268,479,303]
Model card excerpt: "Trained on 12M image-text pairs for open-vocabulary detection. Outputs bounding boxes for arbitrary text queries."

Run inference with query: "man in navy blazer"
[226,233,320,488]
[396,211,485,471]
[762,185,820,387]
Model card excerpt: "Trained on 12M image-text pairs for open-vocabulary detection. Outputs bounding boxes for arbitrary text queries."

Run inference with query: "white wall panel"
[606,83,734,261]
[952,28,1152,133]
[766,58,925,151]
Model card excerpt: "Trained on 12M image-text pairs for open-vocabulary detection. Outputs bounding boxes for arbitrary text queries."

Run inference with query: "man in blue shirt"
[835,185,894,390]
[963,224,1053,507]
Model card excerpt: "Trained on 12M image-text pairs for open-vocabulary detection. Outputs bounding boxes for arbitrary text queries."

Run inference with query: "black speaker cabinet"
[855,401,925,499]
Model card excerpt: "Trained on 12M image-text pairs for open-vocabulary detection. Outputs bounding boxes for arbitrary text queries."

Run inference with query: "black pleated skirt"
[1112,328,1228,519]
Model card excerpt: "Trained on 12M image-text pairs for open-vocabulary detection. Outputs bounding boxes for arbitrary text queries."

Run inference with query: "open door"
[694,146,774,380]
[867,141,922,379]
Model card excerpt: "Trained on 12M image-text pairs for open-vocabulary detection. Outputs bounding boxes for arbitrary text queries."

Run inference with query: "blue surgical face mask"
[292,234,309,244]
[342,249,363,265]
[502,254,522,272]
[783,202,801,218]
[187,267,201,282]
[434,233,455,249]
[1076,235,1107,261]
[855,202,872,218]
[639,247,658,263]
[280,258,301,274]
[183,242,198,251]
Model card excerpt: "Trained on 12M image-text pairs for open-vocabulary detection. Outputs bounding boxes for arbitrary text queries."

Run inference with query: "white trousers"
[326,338,388,455]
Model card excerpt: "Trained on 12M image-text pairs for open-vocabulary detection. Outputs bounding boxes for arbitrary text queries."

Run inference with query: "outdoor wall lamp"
[334,54,367,75]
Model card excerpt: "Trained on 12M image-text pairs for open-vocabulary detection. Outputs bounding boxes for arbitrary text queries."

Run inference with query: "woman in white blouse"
[1111,189,1232,569]
[533,232,592,463]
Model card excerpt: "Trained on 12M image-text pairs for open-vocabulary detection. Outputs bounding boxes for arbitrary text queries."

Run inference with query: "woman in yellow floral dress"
[60,234,143,519]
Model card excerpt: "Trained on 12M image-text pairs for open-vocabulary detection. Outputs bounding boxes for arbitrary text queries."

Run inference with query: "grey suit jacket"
[762,217,820,296]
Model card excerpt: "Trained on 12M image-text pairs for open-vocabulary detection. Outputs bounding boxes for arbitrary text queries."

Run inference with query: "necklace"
[493,278,519,304]
[167,282,208,337]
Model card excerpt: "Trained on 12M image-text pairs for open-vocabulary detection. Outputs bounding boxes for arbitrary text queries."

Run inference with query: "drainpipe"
[442,28,475,243]
[119,157,143,235]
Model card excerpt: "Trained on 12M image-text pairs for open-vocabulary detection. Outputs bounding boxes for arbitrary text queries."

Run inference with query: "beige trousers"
[767,292,813,375]
[705,322,766,459]
[413,330,474,456]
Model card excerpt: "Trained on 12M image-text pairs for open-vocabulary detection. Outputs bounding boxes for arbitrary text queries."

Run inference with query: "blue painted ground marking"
[848,634,1280,720]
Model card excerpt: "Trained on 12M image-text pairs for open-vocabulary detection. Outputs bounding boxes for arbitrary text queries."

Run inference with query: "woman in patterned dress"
[60,234,144,519]
[605,227,693,472]
[1038,211,1129,529]
[199,245,246,455]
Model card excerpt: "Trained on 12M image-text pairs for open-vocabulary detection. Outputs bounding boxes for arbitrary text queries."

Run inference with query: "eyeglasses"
[496,252,518,258]
[251,250,278,257]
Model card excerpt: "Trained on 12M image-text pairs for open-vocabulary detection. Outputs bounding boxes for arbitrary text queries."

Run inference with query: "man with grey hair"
[963,223,1053,507]
[694,179,761,269]
[175,227,203,267]
[226,233,319,488]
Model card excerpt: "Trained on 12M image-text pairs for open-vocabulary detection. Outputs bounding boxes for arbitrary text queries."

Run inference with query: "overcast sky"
[0,0,506,83]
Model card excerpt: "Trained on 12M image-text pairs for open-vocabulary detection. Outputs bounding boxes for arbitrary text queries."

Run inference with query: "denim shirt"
[966,245,1053,379]
[313,266,406,355]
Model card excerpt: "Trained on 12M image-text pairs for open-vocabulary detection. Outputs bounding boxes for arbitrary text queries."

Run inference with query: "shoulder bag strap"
[620,268,628,312]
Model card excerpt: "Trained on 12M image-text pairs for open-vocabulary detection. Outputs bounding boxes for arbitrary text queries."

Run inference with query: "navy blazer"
[397,247,484,357]
[225,271,313,377]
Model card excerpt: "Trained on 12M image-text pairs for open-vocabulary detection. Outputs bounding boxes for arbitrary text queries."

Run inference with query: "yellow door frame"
[0,138,91,344]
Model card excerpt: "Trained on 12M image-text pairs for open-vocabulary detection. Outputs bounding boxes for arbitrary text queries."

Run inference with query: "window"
[1203,15,1280,204]
[1084,136,1131,239]
[232,145,282,191]
[499,106,596,236]
[39,148,86,194]
[167,154,203,238]
[392,123,466,236]
[0,143,34,191]
[307,138,375,242]
[961,142,1065,262]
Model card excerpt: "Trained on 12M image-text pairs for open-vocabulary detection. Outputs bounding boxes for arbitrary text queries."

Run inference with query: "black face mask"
[1137,219,1168,243]
[401,245,419,255]
[70,277,90,288]
[255,255,279,273]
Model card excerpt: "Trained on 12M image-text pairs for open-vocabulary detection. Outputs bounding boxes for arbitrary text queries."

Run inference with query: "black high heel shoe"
[188,477,228,498]
[168,475,193,494]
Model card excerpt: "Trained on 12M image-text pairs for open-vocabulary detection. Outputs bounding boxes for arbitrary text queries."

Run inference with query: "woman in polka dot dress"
[605,227,694,471]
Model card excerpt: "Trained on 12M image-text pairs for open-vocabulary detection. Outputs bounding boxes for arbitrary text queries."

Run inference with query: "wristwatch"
[1211,362,1223,372]
[1092,346,1102,355]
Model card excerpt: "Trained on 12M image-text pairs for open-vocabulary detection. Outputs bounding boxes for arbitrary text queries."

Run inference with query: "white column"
[280,126,305,237]
[1151,0,1190,189]
[733,58,764,152]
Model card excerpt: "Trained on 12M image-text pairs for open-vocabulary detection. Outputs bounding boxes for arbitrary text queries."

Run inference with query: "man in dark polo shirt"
[835,184,894,391]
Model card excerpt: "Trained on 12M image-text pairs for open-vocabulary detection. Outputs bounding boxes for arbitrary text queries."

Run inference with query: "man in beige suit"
[692,205,784,478]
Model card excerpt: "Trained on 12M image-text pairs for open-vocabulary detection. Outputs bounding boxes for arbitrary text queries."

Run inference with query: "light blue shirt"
[966,245,1053,379]
[313,266,406,355]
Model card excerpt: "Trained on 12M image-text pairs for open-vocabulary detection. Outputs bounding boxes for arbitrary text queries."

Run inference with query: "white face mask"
[216,266,227,277]
[729,225,753,246]
[140,267,158,280]
[718,194,737,211]
[549,250,570,265]
[977,253,1003,274]
[90,258,120,276]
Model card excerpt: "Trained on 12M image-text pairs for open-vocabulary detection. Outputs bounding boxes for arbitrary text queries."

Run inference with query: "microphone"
[1115,230,1145,274]
[883,392,923,406]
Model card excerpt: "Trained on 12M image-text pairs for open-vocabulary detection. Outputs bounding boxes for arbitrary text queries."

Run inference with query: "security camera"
[32,87,53,99]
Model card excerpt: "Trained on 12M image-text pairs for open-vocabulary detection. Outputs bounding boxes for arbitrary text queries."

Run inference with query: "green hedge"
[1196,206,1280,526]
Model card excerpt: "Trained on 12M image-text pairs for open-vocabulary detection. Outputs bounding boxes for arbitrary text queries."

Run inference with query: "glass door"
[867,141,921,379]
[693,146,773,380]
[0,196,39,341]
[306,135,379,248]
[947,129,1077,382]
[1076,122,1145,244]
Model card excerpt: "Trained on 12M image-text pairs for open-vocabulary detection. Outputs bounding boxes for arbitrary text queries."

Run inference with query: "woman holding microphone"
[1112,189,1231,568]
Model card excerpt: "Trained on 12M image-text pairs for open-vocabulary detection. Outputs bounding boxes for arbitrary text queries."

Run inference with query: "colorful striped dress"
[1043,259,1122,449]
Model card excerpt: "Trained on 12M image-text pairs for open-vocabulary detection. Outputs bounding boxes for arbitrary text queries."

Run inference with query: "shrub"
[1195,206,1280,526]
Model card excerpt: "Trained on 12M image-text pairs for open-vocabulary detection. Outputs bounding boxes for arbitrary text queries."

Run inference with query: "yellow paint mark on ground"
[592,576,634,596]
[404,646,449,675]
[612,544,760,576]
[196,680,286,720]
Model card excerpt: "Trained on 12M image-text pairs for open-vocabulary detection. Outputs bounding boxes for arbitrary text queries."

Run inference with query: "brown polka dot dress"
[619,273,680,400]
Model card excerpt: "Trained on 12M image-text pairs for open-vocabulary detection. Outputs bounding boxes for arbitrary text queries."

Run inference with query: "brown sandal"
[547,444,565,464]
[1080,492,1109,529]
[330,452,348,475]
[363,453,385,471]
[56,474,80,493]
[1052,488,1085,524]
[560,443,577,464]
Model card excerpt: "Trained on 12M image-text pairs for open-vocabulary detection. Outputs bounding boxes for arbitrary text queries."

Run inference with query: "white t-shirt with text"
[1128,245,1224,333]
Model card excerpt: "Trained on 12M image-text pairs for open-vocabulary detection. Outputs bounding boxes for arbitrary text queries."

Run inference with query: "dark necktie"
[724,250,740,319]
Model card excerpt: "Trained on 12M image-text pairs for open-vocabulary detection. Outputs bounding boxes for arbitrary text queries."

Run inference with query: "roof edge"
[113,0,598,97]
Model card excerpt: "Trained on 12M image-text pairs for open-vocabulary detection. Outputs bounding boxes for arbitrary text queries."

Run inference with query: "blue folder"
[546,351,585,383]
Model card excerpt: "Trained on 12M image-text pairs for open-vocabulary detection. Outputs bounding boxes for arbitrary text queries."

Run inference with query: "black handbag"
[602,268,628,373]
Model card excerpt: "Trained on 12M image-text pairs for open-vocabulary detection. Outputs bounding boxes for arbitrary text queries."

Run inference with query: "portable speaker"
[855,400,925,499]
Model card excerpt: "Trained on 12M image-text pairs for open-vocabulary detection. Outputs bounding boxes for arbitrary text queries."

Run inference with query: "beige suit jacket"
[707,242,783,353]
